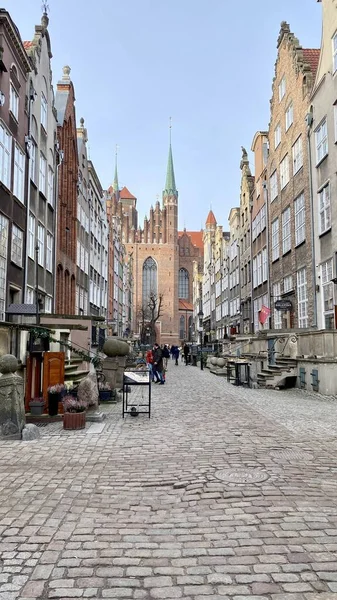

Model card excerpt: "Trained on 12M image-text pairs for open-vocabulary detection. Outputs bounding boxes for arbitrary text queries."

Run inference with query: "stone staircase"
[64,356,90,388]
[257,357,298,389]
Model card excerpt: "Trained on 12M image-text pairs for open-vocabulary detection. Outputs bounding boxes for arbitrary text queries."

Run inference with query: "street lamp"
[198,309,204,371]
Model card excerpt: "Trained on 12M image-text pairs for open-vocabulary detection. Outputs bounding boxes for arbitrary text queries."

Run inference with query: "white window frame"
[270,170,278,202]
[0,214,9,321]
[37,223,45,267]
[9,83,19,120]
[333,31,337,74]
[318,183,331,235]
[13,144,25,203]
[292,135,303,175]
[39,153,47,195]
[297,268,308,328]
[283,275,293,293]
[44,296,52,314]
[47,167,54,206]
[261,204,266,231]
[274,123,281,149]
[30,139,37,184]
[257,252,262,286]
[41,92,48,130]
[285,102,293,131]
[315,118,328,164]
[11,224,23,267]
[294,193,305,246]
[321,259,334,329]
[272,218,279,262]
[46,232,53,272]
[253,257,257,289]
[26,286,34,305]
[28,213,35,259]
[0,123,12,189]
[280,154,290,190]
[273,283,282,329]
[278,76,286,101]
[282,207,291,254]
[262,248,268,282]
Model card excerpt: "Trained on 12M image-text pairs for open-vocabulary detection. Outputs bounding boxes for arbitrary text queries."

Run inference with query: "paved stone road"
[2,364,337,599]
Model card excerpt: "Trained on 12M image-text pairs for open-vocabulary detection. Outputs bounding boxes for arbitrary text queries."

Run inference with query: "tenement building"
[238,147,254,333]
[267,22,319,329]
[309,0,337,329]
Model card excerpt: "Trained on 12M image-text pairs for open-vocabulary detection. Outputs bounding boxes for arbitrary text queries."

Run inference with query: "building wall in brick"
[267,23,317,330]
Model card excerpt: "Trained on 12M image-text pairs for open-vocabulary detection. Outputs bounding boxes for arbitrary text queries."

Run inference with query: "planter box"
[63,411,86,430]
[29,402,45,416]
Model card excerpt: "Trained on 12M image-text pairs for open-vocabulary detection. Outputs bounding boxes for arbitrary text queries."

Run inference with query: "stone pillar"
[0,355,26,440]
[102,337,130,396]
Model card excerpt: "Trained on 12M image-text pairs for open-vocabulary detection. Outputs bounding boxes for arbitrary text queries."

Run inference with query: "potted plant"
[98,381,112,402]
[62,395,87,430]
[29,397,45,416]
[47,384,65,417]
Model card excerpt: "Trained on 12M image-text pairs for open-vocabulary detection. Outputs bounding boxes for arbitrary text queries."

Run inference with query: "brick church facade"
[106,142,203,345]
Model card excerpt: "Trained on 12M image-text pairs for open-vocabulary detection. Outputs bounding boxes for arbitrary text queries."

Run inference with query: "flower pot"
[29,401,45,416]
[48,392,61,417]
[99,390,112,402]
[63,411,86,430]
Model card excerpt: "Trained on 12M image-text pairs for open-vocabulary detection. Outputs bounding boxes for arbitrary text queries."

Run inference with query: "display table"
[122,370,151,418]
[226,360,251,387]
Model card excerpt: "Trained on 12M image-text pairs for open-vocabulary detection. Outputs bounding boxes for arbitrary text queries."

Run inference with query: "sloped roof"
[179,299,193,311]
[206,210,217,226]
[119,186,136,200]
[303,48,320,79]
[178,230,204,250]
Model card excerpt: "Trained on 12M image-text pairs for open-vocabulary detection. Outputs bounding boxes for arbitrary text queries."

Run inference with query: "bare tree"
[137,292,164,345]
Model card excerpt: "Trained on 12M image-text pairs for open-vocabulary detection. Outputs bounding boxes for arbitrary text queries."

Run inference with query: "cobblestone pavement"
[2,365,337,599]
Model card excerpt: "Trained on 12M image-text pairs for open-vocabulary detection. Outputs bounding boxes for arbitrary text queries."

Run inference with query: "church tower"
[163,142,178,244]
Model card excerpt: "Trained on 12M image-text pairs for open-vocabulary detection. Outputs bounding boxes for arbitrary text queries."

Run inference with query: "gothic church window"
[142,257,157,306]
[179,268,189,299]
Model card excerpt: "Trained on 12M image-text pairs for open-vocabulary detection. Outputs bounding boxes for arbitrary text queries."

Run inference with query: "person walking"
[173,345,180,366]
[146,348,154,382]
[183,343,190,366]
[162,344,170,371]
[152,343,164,384]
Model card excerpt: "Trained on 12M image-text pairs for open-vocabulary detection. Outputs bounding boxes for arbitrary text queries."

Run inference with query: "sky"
[7,0,322,231]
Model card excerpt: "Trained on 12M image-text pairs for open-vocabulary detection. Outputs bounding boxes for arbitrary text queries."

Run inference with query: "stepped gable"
[178,230,204,250]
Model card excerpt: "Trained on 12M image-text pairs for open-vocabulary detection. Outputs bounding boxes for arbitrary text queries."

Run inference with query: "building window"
[253,257,257,288]
[270,170,278,201]
[262,248,268,282]
[282,207,291,254]
[280,155,290,189]
[285,103,293,131]
[37,224,45,267]
[292,135,303,174]
[31,140,37,183]
[0,123,12,189]
[333,31,337,73]
[272,218,279,262]
[26,286,34,305]
[261,204,266,231]
[11,225,23,267]
[334,104,337,143]
[41,92,47,130]
[273,283,282,329]
[9,83,19,120]
[179,268,189,299]
[13,144,25,203]
[257,252,262,286]
[315,118,328,164]
[283,275,293,293]
[279,76,286,101]
[45,296,52,314]
[28,213,35,259]
[39,153,47,195]
[47,167,54,206]
[46,232,53,272]
[297,268,308,328]
[321,259,334,329]
[142,256,157,307]
[318,183,331,235]
[0,214,9,321]
[294,193,305,246]
[274,123,281,149]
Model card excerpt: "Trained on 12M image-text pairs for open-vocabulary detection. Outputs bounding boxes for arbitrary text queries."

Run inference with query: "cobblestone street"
[2,364,337,599]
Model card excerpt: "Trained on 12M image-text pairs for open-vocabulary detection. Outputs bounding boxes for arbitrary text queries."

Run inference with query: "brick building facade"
[55,66,78,315]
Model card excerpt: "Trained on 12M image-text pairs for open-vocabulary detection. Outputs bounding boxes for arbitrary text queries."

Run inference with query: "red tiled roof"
[178,230,204,250]
[120,186,136,200]
[206,209,216,226]
[303,49,320,79]
[179,299,193,311]
[23,41,33,49]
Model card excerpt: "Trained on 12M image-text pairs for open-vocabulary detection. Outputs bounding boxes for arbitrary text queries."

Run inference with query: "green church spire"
[164,142,177,193]
[113,145,119,200]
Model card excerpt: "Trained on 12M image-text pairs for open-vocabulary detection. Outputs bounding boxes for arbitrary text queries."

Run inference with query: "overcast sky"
[8,0,321,231]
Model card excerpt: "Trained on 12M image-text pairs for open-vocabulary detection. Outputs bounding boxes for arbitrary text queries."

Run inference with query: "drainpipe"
[53,143,63,313]
[24,83,36,301]
[306,113,317,328]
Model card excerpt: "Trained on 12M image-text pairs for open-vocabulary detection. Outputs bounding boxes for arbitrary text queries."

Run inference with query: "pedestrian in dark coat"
[173,345,179,366]
[183,343,190,366]
[152,343,164,384]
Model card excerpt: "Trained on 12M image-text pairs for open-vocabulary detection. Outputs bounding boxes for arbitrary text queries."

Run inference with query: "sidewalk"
[1,366,337,598]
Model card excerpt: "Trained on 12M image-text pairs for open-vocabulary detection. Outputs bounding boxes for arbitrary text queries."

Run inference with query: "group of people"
[145,343,192,384]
